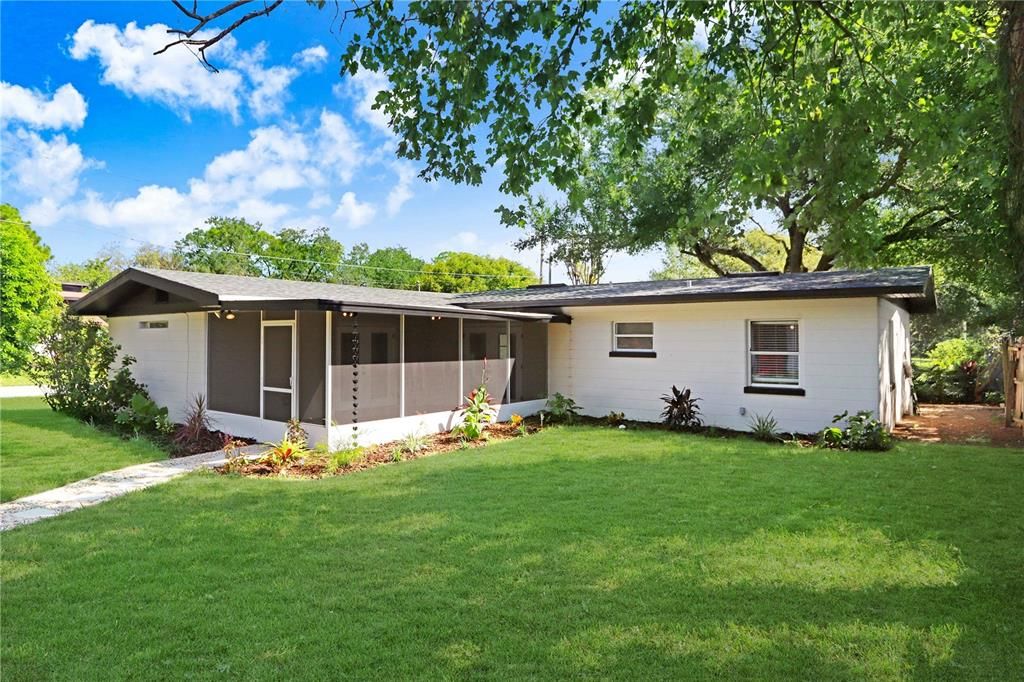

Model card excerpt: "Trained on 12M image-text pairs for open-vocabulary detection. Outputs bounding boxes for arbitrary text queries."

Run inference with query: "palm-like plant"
[661,385,702,431]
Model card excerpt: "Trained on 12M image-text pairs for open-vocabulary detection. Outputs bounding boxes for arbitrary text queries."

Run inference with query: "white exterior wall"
[877,299,912,428]
[107,312,208,423]
[328,399,547,450]
[552,298,882,434]
[548,323,574,396]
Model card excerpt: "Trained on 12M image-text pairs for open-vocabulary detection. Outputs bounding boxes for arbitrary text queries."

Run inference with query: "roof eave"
[456,285,936,312]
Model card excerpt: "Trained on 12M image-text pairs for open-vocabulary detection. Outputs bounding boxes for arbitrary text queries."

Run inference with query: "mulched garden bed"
[216,420,539,479]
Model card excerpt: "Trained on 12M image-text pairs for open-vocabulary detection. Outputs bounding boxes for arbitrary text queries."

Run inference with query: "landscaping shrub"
[171,394,225,454]
[818,410,892,451]
[542,393,582,424]
[30,310,155,430]
[262,436,310,466]
[113,392,172,439]
[605,411,626,427]
[510,413,528,436]
[913,334,999,404]
[747,412,781,442]
[454,382,497,440]
[661,385,702,431]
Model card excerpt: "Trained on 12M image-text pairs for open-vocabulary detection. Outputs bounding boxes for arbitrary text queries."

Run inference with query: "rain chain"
[350,313,359,444]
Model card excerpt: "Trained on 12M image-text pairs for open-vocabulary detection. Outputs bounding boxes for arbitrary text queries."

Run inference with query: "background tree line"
[49,215,537,294]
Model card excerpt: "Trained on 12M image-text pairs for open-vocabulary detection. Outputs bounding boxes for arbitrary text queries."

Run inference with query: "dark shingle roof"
[72,265,936,317]
[137,268,459,308]
[454,266,936,313]
[71,268,549,319]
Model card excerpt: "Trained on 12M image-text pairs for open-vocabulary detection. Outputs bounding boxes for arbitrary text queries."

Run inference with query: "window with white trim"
[612,322,654,352]
[749,321,799,385]
[138,320,169,330]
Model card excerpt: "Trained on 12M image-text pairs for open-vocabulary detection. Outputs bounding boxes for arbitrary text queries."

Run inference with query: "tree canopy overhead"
[153,1,1022,309]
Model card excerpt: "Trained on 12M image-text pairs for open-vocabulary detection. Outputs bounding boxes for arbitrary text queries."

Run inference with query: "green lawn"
[2,428,1023,680]
[0,397,166,501]
[0,373,34,387]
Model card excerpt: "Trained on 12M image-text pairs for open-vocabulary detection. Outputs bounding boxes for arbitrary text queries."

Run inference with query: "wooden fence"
[1004,337,1024,430]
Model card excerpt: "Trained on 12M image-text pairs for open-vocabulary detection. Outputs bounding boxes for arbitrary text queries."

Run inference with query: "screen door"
[262,322,295,422]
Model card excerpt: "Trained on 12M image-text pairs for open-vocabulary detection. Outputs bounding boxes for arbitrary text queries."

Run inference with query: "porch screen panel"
[510,321,548,402]
[462,320,509,404]
[207,311,260,417]
[263,391,292,422]
[263,326,292,389]
[331,313,400,424]
[297,311,326,424]
[405,316,460,414]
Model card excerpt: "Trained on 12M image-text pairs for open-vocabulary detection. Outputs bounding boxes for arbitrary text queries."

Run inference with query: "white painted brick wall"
[107,313,208,422]
[550,297,882,434]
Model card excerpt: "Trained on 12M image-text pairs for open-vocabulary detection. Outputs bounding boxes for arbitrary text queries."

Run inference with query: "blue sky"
[0,1,662,282]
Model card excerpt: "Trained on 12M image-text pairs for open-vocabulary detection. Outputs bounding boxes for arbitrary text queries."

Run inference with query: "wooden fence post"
[1003,337,1014,427]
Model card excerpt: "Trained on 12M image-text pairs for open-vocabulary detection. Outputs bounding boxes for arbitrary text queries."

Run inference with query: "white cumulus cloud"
[0,82,88,130]
[68,21,324,123]
[3,129,98,204]
[25,110,370,244]
[294,45,328,68]
[69,20,247,122]
[333,191,376,228]
[385,162,417,216]
[336,69,393,135]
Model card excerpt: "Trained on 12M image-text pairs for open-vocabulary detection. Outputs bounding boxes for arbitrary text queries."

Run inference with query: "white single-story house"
[70,266,935,446]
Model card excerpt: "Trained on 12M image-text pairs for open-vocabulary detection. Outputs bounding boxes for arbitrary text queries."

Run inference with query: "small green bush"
[605,411,626,427]
[818,411,892,451]
[542,393,582,424]
[114,392,172,439]
[30,310,152,428]
[747,412,780,442]
[913,335,993,404]
[455,382,497,440]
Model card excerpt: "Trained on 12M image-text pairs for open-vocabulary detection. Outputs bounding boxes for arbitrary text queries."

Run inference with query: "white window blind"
[613,322,654,352]
[749,321,799,385]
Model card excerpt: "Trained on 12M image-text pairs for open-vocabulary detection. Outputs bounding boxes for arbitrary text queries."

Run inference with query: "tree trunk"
[1004,1,1024,305]
[785,224,807,272]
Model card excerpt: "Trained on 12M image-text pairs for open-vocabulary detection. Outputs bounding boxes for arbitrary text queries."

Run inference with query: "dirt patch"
[894,404,1024,448]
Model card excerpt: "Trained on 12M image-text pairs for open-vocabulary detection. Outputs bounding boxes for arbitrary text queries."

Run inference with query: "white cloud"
[308,192,332,210]
[3,129,98,205]
[0,82,88,130]
[231,42,298,119]
[386,162,416,216]
[69,20,247,122]
[315,109,363,183]
[336,69,392,135]
[294,45,328,68]
[23,110,369,244]
[68,21,322,123]
[333,191,376,228]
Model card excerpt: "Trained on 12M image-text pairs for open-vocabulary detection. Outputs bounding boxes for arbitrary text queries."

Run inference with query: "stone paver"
[0,445,265,531]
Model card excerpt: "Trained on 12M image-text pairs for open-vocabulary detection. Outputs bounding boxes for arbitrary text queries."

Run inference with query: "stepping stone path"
[0,445,265,531]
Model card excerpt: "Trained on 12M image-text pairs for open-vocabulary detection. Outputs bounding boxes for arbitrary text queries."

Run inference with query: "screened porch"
[206,309,550,438]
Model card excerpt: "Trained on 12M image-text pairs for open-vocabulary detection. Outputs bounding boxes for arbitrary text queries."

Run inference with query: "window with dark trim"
[749,321,799,385]
[612,322,654,353]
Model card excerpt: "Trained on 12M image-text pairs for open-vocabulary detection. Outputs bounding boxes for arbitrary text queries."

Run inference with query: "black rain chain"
[350,313,359,443]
